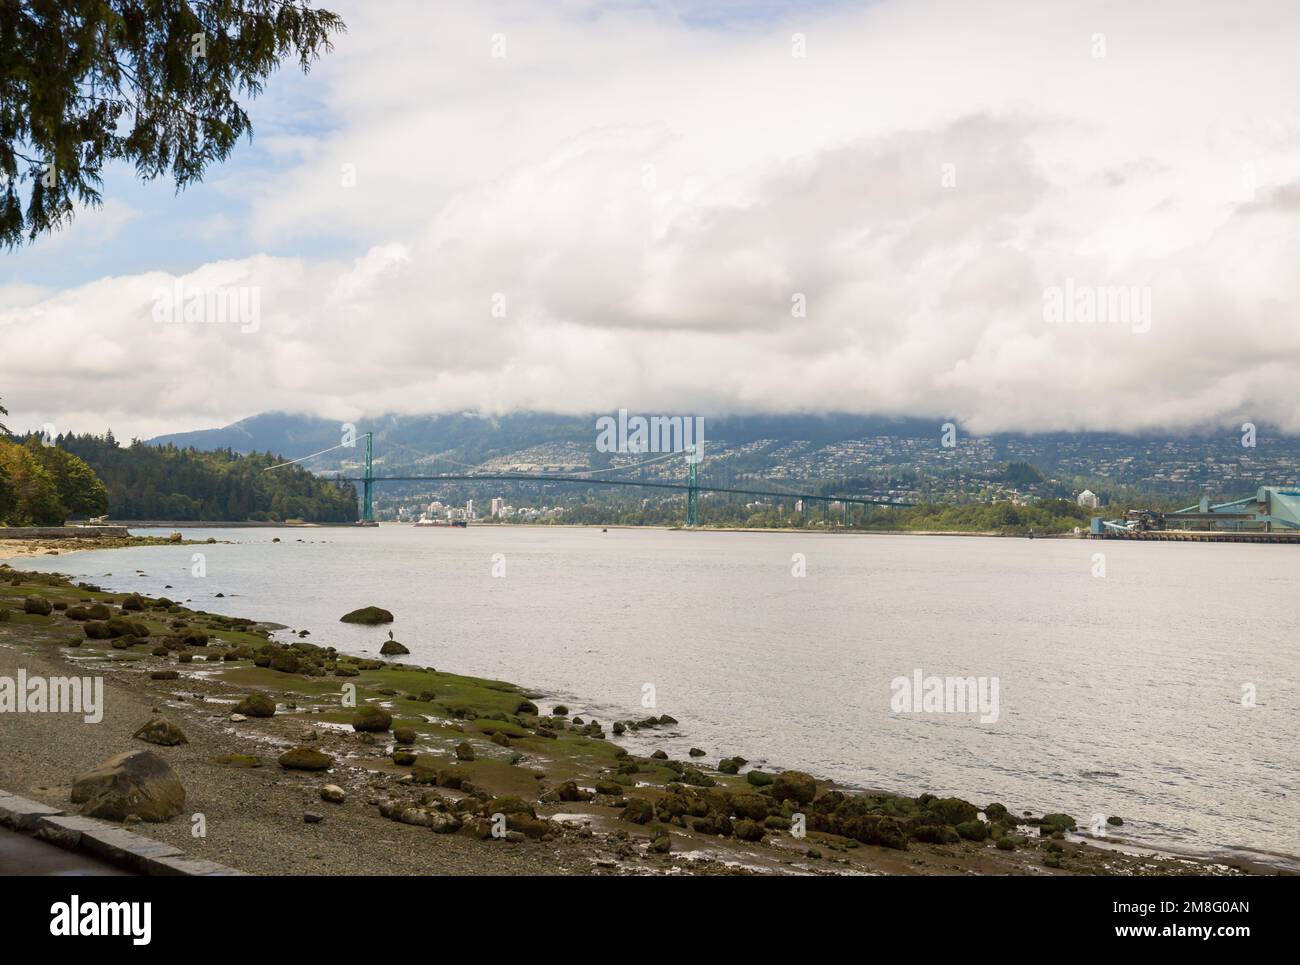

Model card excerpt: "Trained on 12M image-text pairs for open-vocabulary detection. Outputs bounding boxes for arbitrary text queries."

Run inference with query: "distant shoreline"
[100,520,1081,539]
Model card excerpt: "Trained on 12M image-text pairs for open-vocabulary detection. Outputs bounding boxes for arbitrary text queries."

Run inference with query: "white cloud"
[5,0,1300,438]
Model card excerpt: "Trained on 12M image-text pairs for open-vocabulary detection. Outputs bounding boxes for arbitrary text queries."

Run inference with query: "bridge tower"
[686,446,699,526]
[363,432,374,522]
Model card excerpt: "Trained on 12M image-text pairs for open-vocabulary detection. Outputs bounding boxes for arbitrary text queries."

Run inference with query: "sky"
[3,0,1300,441]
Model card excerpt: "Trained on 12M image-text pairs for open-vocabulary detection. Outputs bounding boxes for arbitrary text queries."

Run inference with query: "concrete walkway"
[0,825,130,876]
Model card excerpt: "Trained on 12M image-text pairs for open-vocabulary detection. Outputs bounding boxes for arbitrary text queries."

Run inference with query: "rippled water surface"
[28,525,1299,861]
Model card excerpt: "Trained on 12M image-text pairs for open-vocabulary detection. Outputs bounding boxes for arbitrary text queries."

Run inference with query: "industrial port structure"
[1092,486,1300,541]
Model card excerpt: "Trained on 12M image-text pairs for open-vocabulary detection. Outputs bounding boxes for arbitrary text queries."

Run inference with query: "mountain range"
[146,411,1300,505]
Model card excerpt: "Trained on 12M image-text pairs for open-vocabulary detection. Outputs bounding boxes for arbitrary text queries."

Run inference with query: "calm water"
[27,525,1299,863]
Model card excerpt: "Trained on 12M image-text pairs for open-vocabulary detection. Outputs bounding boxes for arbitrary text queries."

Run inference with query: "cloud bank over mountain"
[4,0,1300,440]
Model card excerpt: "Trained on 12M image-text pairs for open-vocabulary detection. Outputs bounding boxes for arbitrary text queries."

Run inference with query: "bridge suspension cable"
[262,441,356,471]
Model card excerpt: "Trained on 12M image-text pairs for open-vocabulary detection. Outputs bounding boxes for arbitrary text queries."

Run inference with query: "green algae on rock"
[340,606,394,625]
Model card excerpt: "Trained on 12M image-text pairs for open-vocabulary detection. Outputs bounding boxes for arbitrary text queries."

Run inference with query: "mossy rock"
[233,693,276,718]
[351,705,392,732]
[1040,813,1077,833]
[433,768,469,789]
[23,595,53,616]
[910,823,961,844]
[729,792,770,821]
[771,770,816,804]
[106,615,148,638]
[393,726,417,745]
[551,781,592,803]
[486,795,535,818]
[380,639,410,656]
[455,741,475,761]
[1106,815,1124,827]
[620,798,654,824]
[745,769,774,787]
[955,820,990,841]
[339,606,394,625]
[679,767,715,787]
[269,649,302,674]
[984,802,1011,824]
[65,605,92,621]
[278,747,334,771]
[926,797,979,825]
[89,619,120,642]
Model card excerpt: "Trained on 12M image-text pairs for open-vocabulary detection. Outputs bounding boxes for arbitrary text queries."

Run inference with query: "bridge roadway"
[332,473,911,508]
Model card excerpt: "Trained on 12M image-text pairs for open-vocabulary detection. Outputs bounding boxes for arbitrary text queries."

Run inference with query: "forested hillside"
[54,433,357,522]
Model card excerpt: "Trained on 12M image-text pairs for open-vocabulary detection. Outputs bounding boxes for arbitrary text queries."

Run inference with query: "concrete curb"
[0,790,247,876]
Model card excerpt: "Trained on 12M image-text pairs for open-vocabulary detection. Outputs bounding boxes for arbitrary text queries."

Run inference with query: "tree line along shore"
[1,431,356,527]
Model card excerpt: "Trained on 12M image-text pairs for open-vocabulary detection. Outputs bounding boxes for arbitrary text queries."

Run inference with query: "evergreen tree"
[1,1,344,246]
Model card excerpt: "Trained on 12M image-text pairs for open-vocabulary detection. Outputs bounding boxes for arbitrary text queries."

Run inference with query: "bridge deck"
[333,473,910,507]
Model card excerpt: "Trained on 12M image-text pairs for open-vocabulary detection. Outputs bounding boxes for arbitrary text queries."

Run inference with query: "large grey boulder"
[70,750,186,822]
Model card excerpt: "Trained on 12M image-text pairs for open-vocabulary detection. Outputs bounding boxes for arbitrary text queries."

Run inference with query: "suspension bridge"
[268,432,911,526]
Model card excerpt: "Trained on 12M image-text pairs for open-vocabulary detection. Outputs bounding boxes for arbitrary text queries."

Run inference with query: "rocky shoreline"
[0,552,1280,876]
[0,532,216,562]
